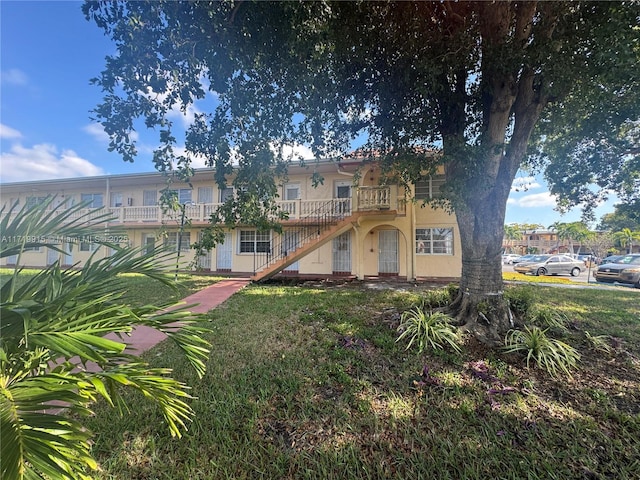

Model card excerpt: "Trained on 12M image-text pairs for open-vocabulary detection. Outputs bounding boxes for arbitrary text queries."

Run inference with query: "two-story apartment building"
[0,159,461,281]
[503,229,559,255]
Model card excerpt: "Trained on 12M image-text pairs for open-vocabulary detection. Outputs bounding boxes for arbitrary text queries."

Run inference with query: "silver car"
[513,254,585,277]
[594,254,640,288]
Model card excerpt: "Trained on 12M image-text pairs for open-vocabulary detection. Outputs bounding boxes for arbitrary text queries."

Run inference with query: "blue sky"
[0,1,617,227]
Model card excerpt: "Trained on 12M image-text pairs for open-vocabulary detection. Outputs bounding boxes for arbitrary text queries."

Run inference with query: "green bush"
[396,308,461,353]
[420,287,454,309]
[504,285,538,316]
[527,304,569,334]
[504,326,580,377]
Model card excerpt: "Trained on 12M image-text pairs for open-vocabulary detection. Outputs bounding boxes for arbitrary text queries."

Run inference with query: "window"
[80,241,98,252]
[416,228,454,255]
[81,193,104,208]
[143,190,157,206]
[26,196,48,209]
[284,183,300,200]
[198,187,213,204]
[111,193,124,207]
[414,175,445,200]
[220,186,234,203]
[239,230,271,253]
[164,232,191,252]
[178,189,193,204]
[166,188,193,204]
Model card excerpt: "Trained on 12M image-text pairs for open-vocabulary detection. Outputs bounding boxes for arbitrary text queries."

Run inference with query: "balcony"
[2,187,405,226]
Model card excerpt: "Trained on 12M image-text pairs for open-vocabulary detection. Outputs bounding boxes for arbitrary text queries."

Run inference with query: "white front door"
[143,235,155,256]
[47,247,59,265]
[378,230,398,275]
[282,231,299,272]
[334,181,352,215]
[63,243,73,266]
[216,232,232,271]
[197,231,212,270]
[332,231,351,274]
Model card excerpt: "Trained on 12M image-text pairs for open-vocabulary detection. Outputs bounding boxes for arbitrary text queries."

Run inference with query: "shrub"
[504,326,580,377]
[503,285,538,316]
[420,287,454,309]
[396,308,461,353]
[584,331,613,354]
[527,304,569,334]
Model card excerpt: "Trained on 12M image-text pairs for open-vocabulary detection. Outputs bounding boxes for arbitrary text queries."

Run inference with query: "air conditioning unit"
[127,198,133,206]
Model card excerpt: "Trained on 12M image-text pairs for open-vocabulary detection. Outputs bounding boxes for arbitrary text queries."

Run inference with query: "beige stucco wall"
[1,165,462,279]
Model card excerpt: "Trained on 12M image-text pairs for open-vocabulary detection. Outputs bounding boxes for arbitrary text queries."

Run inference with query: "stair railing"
[253,198,351,274]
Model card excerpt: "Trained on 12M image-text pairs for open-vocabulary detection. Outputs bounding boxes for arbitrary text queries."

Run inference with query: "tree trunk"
[438,1,551,346]
[449,186,513,347]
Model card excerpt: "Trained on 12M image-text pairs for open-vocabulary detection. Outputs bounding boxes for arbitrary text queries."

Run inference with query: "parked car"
[513,254,586,277]
[600,255,623,265]
[502,254,522,264]
[594,254,640,288]
[511,254,535,264]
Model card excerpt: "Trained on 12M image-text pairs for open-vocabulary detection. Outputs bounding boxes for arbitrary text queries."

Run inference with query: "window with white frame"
[284,183,300,200]
[197,187,213,204]
[111,193,124,207]
[168,188,193,205]
[414,175,445,200]
[220,186,234,203]
[26,196,48,209]
[80,240,98,252]
[239,230,271,253]
[80,193,104,208]
[179,189,192,204]
[416,228,454,255]
[164,232,191,252]
[143,190,157,206]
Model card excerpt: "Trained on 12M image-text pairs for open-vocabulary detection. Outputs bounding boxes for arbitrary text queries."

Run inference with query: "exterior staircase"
[250,191,401,281]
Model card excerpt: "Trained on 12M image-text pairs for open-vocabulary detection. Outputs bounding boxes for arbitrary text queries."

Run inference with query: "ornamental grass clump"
[504,326,580,377]
[396,308,461,353]
[527,304,570,334]
[584,331,614,354]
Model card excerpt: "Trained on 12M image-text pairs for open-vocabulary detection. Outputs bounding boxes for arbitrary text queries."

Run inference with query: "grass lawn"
[84,280,640,479]
[0,268,220,306]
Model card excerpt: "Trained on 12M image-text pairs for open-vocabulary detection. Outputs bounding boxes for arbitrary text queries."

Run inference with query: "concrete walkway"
[123,278,250,355]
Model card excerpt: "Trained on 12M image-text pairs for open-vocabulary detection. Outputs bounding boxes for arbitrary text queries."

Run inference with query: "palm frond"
[0,195,212,479]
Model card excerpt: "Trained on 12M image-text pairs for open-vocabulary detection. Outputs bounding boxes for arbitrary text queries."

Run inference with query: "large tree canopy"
[84,0,640,344]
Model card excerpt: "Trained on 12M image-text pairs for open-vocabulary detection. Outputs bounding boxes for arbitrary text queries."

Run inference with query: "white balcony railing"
[1,187,406,226]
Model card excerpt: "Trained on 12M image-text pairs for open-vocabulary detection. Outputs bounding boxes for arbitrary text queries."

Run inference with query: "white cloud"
[0,143,104,182]
[0,68,29,86]
[280,143,315,161]
[168,102,202,129]
[513,192,558,208]
[83,122,139,144]
[511,176,541,192]
[83,123,110,143]
[0,124,22,139]
[173,145,209,169]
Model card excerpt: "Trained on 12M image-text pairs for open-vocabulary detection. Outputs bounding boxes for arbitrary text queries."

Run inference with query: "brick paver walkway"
[120,278,250,356]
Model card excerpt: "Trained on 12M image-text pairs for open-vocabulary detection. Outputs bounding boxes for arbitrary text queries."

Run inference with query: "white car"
[502,254,522,265]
